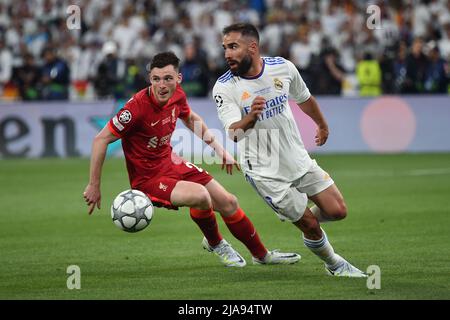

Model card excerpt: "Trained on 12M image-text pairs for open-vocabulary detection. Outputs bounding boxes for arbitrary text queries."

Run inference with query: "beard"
[230,55,252,76]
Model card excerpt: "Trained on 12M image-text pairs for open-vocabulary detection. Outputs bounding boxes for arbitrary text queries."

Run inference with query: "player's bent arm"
[227,96,265,142]
[228,115,257,142]
[297,96,328,130]
[297,96,330,146]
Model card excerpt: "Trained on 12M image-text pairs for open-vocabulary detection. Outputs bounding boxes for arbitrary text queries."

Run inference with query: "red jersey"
[108,85,191,187]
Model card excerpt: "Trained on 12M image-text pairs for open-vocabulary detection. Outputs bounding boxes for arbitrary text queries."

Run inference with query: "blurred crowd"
[0,0,449,101]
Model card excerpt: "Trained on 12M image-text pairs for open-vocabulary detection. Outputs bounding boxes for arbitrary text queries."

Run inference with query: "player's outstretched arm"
[297,96,329,146]
[182,111,240,174]
[83,126,119,214]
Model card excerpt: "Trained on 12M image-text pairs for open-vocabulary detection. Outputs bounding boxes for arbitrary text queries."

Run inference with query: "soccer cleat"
[252,249,301,265]
[202,237,246,267]
[325,255,368,278]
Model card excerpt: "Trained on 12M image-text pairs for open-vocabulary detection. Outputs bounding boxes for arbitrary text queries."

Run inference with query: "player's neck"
[243,57,263,78]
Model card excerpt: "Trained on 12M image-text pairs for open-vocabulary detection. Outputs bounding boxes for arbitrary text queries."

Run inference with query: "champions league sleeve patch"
[118,110,132,124]
[214,95,223,109]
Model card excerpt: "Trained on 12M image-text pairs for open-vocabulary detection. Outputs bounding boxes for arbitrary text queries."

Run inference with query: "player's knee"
[333,201,347,220]
[217,193,238,216]
[193,186,212,209]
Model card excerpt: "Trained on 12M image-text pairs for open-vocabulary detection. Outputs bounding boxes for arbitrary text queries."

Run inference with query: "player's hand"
[221,152,241,175]
[83,184,101,215]
[249,96,265,120]
[315,127,329,146]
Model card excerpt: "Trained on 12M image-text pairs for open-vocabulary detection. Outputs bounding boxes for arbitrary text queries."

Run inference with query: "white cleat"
[202,237,246,267]
[325,255,368,278]
[252,249,301,265]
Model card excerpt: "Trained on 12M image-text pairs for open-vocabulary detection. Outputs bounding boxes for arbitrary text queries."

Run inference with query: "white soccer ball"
[111,189,153,233]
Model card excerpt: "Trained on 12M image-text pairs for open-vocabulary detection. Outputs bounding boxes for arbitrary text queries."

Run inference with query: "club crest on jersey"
[171,108,176,122]
[119,110,132,124]
[274,78,283,90]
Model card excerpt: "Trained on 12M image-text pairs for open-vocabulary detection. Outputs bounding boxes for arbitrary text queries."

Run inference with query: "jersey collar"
[240,58,265,80]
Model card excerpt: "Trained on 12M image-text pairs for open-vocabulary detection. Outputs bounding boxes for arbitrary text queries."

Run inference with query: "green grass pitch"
[0,153,449,300]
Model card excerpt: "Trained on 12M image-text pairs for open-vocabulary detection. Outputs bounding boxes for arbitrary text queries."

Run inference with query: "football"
[111,189,153,232]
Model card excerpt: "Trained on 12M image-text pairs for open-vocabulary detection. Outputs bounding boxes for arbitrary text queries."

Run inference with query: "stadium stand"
[0,0,449,101]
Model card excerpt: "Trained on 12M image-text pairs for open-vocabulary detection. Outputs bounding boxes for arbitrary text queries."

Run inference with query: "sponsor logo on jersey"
[241,91,251,101]
[147,136,158,148]
[159,133,172,146]
[147,134,172,149]
[274,78,283,90]
[162,116,171,125]
[214,95,223,109]
[243,93,288,121]
[118,110,132,124]
[151,120,160,126]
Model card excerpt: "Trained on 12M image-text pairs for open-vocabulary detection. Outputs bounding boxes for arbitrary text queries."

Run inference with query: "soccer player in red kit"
[83,52,300,267]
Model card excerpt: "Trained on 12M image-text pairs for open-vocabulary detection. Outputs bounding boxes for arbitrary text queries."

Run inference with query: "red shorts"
[133,155,213,210]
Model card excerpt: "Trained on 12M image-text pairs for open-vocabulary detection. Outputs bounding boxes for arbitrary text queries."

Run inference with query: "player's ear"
[177,73,182,84]
[249,40,258,55]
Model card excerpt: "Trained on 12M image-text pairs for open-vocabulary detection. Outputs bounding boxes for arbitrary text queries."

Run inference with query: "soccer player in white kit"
[212,23,367,277]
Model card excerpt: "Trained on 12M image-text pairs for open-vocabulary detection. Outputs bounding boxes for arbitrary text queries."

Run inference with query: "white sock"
[310,205,331,223]
[303,228,342,268]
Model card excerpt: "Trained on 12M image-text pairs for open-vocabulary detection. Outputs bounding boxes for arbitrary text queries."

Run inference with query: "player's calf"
[293,209,323,240]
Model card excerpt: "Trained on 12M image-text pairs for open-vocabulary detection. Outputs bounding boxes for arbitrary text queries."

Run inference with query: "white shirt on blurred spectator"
[196,13,222,62]
[374,19,399,49]
[73,45,103,81]
[429,0,449,26]
[0,3,10,28]
[235,4,260,27]
[0,46,13,84]
[184,0,215,31]
[438,24,450,61]
[290,31,312,70]
[112,18,139,59]
[413,3,432,37]
[214,0,234,31]
[321,5,346,38]
[158,0,178,21]
[129,30,157,60]
[261,22,283,56]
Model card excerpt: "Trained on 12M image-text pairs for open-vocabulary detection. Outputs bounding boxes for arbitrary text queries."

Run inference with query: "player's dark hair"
[149,51,180,71]
[223,23,260,43]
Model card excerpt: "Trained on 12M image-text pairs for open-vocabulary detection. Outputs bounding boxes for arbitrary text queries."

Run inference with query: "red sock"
[190,208,222,247]
[222,208,267,259]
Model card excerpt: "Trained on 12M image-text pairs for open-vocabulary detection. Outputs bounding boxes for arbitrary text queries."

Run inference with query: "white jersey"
[213,57,313,182]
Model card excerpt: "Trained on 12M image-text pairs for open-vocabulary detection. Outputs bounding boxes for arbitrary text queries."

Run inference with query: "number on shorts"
[185,161,204,172]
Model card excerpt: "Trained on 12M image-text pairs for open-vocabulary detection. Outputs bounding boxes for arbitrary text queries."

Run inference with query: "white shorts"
[245,160,334,222]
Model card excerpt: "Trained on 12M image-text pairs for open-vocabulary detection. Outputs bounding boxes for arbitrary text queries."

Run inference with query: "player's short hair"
[149,52,180,71]
[223,23,260,43]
